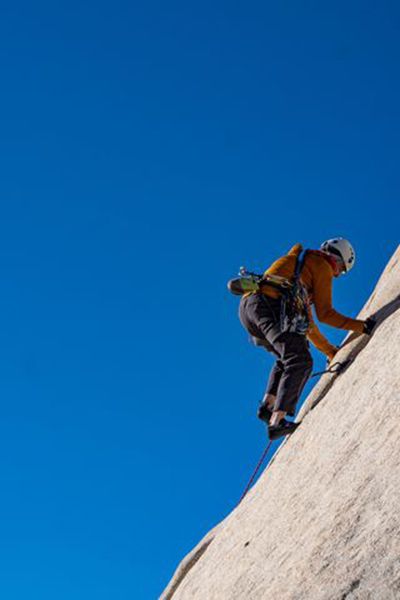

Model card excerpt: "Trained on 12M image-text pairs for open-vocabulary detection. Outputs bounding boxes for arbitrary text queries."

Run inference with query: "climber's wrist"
[326,346,339,362]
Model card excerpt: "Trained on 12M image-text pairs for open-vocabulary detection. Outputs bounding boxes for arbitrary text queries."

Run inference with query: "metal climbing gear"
[227,267,292,296]
[311,360,351,378]
[227,251,311,336]
[279,250,310,335]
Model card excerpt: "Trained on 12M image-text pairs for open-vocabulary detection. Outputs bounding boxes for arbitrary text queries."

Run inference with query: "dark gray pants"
[239,293,313,416]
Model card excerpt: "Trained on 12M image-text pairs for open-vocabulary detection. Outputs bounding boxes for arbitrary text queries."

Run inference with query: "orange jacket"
[262,243,365,358]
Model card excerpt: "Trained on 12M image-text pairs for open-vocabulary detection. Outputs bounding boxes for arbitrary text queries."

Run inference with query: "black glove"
[363,317,376,335]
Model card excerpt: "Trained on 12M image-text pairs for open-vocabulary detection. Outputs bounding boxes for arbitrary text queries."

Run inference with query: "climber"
[239,238,376,440]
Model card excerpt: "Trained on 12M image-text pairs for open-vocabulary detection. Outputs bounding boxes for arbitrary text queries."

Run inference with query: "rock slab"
[162,246,400,600]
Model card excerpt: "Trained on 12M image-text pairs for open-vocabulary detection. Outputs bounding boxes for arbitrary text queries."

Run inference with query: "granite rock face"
[162,247,400,600]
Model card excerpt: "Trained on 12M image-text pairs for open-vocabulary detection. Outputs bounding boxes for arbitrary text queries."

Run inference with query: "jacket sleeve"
[307,317,338,360]
[312,260,365,333]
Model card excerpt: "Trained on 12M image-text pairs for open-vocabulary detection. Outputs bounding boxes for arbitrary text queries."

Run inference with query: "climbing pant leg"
[239,293,313,416]
[250,333,284,404]
[269,332,313,415]
[239,294,282,341]
[265,359,284,397]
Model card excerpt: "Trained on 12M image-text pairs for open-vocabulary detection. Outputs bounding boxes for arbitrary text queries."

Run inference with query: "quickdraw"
[311,359,351,378]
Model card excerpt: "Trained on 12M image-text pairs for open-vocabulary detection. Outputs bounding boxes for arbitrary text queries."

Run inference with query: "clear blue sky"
[0,2,399,598]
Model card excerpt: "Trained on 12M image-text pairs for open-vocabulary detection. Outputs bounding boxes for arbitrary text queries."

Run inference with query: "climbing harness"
[227,251,311,336]
[279,249,310,335]
[227,267,291,296]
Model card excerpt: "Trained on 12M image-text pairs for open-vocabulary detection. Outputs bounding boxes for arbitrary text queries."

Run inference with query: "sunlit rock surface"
[162,246,400,600]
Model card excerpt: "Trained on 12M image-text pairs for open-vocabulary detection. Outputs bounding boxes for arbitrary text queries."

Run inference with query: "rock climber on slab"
[232,238,376,441]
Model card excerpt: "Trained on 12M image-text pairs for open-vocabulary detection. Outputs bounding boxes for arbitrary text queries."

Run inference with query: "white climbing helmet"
[320,238,356,273]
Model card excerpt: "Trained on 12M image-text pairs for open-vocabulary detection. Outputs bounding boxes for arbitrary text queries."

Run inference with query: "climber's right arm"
[312,260,365,333]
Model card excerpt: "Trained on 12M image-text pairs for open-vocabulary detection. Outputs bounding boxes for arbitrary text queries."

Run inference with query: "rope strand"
[238,440,272,505]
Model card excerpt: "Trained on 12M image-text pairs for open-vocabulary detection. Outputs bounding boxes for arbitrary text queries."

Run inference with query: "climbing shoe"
[257,402,272,424]
[268,420,300,441]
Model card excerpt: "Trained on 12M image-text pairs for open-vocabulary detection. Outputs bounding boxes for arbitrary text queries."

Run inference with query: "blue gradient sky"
[0,2,399,598]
